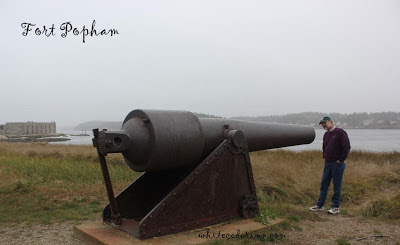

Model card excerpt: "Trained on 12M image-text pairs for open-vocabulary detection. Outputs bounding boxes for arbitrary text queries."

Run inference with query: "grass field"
[0,143,138,224]
[0,142,399,243]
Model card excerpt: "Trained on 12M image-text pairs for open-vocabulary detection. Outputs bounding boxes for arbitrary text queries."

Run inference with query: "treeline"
[74,111,400,131]
[193,112,221,118]
[74,121,123,131]
[231,111,400,129]
[73,112,221,131]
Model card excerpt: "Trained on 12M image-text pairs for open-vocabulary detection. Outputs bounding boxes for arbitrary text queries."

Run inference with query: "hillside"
[73,121,123,131]
[73,112,221,131]
[232,111,400,129]
[74,111,400,131]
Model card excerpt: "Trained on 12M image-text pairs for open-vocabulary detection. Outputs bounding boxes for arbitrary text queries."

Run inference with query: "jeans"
[316,161,346,208]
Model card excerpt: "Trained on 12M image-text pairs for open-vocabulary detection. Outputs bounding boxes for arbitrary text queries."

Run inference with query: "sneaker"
[328,207,340,214]
[309,205,324,212]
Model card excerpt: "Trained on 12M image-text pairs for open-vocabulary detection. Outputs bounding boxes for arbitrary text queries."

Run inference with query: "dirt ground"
[280,212,400,245]
[0,214,399,245]
[0,222,81,245]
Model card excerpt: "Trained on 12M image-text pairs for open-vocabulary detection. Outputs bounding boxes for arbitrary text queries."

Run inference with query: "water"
[50,131,93,145]
[51,129,400,152]
[286,129,400,152]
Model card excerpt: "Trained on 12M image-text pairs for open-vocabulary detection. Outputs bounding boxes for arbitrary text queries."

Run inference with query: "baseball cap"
[319,116,331,124]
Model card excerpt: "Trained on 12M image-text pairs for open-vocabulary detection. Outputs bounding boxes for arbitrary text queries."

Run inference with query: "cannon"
[92,109,315,239]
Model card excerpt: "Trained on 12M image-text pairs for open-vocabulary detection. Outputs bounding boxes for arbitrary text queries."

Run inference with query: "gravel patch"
[0,222,82,245]
[279,212,400,245]
[0,215,399,245]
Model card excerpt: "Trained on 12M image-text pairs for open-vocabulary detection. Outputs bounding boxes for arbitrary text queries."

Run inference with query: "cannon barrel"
[93,109,316,238]
[97,109,315,172]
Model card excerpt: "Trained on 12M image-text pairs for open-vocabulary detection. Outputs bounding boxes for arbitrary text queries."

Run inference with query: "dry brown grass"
[0,142,399,226]
[0,142,124,164]
[0,142,136,224]
[251,149,400,220]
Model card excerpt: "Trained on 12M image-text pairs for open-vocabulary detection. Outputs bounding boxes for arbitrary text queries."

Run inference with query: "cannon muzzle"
[97,109,315,172]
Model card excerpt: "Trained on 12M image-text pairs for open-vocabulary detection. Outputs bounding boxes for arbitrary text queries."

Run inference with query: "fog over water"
[53,129,400,152]
[1,1,400,128]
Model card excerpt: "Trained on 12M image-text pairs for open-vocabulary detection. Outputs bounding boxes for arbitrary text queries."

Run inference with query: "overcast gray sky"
[1,0,399,127]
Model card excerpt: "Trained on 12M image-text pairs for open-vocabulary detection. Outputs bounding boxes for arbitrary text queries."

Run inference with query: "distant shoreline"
[312,127,400,130]
[0,133,70,143]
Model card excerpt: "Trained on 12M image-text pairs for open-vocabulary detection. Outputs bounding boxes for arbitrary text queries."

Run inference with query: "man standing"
[309,116,351,214]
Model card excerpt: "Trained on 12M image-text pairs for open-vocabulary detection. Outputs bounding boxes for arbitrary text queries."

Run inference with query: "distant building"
[0,121,56,136]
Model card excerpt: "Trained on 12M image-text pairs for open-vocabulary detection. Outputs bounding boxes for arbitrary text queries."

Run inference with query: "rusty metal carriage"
[92,109,315,239]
